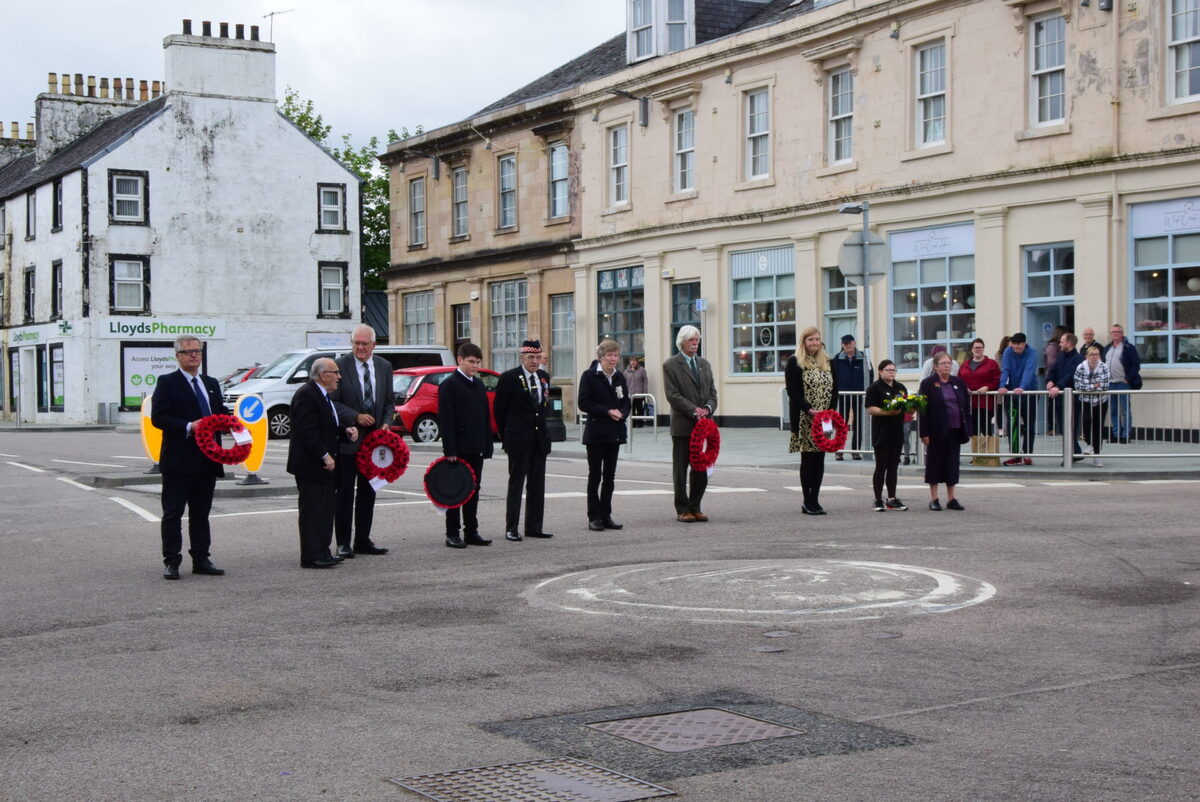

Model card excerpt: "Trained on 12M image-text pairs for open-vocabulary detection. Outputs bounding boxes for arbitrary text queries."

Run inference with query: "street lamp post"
[839,201,872,370]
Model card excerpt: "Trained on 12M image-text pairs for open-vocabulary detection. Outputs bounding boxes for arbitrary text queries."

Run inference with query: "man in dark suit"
[287,358,358,568]
[330,325,395,559]
[151,336,230,580]
[492,339,554,542]
[662,325,718,523]
[437,342,494,549]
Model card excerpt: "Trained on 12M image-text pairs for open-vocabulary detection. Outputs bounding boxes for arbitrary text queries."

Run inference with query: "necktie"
[688,357,700,383]
[192,377,211,416]
[529,373,540,404]
[362,363,374,409]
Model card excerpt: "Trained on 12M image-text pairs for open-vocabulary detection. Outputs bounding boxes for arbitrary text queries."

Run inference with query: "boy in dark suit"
[151,336,230,580]
[437,343,494,549]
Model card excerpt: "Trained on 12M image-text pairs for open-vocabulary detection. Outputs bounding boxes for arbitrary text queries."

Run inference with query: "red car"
[392,366,500,443]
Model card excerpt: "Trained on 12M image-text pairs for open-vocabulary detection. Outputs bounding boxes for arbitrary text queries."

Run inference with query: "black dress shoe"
[445,534,467,549]
[163,565,180,580]
[602,519,623,530]
[801,505,822,515]
[506,530,523,541]
[463,532,492,546]
[192,560,224,576]
[354,542,388,555]
[525,531,553,538]
[946,499,965,511]
[336,545,355,559]
[328,553,345,563]
[588,520,605,531]
[301,559,338,569]
[929,500,943,511]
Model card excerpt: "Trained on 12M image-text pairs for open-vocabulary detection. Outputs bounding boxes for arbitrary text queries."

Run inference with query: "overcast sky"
[2,0,625,146]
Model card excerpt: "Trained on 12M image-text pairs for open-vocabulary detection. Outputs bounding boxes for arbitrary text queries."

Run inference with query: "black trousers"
[1081,401,1108,454]
[586,442,621,522]
[447,454,485,537]
[295,476,336,564]
[799,451,827,508]
[1003,394,1038,454]
[160,472,216,568]
[335,456,377,548]
[872,442,902,499]
[505,444,546,534]
[671,435,708,514]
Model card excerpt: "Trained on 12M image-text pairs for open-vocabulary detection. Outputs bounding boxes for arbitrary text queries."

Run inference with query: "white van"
[224,345,454,438]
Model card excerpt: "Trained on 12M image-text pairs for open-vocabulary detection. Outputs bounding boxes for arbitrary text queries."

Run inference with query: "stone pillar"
[524,268,544,343]
[975,206,1008,338]
[1076,194,1113,328]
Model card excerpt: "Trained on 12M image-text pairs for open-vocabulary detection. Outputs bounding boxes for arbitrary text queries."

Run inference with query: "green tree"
[279,87,421,290]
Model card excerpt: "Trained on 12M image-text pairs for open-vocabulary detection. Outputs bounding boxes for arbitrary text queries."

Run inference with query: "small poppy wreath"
[689,416,721,471]
[423,456,478,510]
[809,409,848,453]
[193,414,252,465]
[355,429,410,484]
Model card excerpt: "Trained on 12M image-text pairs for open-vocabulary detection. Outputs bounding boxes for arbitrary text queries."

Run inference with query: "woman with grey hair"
[578,339,632,531]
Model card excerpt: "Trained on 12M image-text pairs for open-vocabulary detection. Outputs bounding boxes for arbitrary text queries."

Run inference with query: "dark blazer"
[493,366,551,455]
[1101,340,1143,389]
[662,352,718,437]
[578,361,632,445]
[785,356,840,434]
[917,374,972,444]
[151,369,229,477]
[438,370,494,459]
[286,381,340,482]
[330,353,396,454]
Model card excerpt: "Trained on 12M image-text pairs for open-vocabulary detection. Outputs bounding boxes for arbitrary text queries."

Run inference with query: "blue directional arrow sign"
[237,394,264,424]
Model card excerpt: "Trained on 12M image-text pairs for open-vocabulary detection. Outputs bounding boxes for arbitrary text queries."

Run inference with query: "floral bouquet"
[883,393,928,415]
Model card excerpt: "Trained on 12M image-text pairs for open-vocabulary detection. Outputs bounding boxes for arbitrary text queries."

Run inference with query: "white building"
[0,20,361,424]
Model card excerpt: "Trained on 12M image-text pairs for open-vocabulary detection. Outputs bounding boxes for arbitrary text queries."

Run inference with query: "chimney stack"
[202,20,212,36]
[219,22,229,38]
[182,19,192,35]
[235,23,244,39]
[87,75,96,98]
[10,122,17,138]
[99,77,109,98]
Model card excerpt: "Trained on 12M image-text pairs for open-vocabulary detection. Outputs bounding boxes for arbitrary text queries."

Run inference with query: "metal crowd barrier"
[626,393,658,452]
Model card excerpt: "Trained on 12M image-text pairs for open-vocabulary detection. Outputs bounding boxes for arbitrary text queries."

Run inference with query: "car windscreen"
[257,351,308,379]
[392,373,419,398]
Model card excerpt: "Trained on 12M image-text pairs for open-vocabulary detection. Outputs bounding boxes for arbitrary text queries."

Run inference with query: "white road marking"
[55,477,94,491]
[377,488,428,496]
[613,489,674,495]
[1040,481,1110,487]
[1134,479,1200,485]
[7,461,46,473]
[0,452,19,457]
[110,455,151,460]
[703,486,767,493]
[52,458,126,468]
[786,485,853,492]
[108,496,160,522]
[545,491,587,498]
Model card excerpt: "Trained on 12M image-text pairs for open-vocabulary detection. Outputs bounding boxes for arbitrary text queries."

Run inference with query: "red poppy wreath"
[193,414,253,465]
[355,429,411,484]
[809,409,848,453]
[689,416,721,471]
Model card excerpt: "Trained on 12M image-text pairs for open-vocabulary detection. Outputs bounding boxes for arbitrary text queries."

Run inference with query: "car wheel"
[268,407,292,439]
[413,414,440,443]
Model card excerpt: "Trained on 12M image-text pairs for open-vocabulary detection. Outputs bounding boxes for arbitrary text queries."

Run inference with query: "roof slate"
[0,95,167,201]
[473,0,814,120]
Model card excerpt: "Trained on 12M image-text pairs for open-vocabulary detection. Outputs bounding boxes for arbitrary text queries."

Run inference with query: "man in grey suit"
[662,325,718,523]
[330,325,396,558]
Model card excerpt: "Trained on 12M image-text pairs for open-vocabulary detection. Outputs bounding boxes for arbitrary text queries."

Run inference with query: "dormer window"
[627,0,694,63]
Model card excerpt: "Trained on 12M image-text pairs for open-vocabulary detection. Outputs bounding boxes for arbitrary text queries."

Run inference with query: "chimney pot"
[10,122,17,139]
[60,74,70,94]
[139,80,149,101]
[202,20,212,36]
[48,72,57,94]
[182,19,192,35]
[152,80,161,98]
[235,23,244,39]
[26,123,33,140]
[250,25,260,41]
[88,75,96,98]
[115,77,124,99]
[219,22,229,37]
[100,77,110,98]
[74,74,84,96]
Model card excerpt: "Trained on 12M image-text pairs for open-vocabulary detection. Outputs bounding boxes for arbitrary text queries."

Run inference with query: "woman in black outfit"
[864,359,909,512]
[578,339,631,531]
[786,326,839,515]
[918,351,972,511]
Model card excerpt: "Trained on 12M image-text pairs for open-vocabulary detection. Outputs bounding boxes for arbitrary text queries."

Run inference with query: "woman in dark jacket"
[786,326,839,515]
[578,339,632,531]
[918,351,972,511]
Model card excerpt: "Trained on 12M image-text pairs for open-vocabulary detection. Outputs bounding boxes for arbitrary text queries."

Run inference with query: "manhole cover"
[524,559,996,624]
[390,757,674,801]
[587,708,803,753]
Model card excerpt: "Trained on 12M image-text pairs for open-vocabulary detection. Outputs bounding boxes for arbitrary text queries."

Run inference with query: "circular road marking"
[524,559,996,625]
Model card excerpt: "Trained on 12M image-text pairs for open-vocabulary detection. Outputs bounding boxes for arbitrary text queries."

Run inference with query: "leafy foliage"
[279,87,422,290]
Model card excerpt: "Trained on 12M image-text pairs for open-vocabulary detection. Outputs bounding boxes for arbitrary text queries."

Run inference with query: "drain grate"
[587,708,803,753]
[390,757,675,802]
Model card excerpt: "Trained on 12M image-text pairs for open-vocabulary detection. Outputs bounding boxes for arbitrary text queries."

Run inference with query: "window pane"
[920,259,948,284]
[115,199,140,218]
[1134,269,1169,298]
[948,255,974,282]
[893,260,918,286]
[1176,233,1200,262]
[115,283,142,308]
[1134,237,1168,266]
[115,177,140,196]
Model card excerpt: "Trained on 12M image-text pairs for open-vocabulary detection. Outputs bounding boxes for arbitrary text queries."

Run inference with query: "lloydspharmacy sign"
[98,317,226,339]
